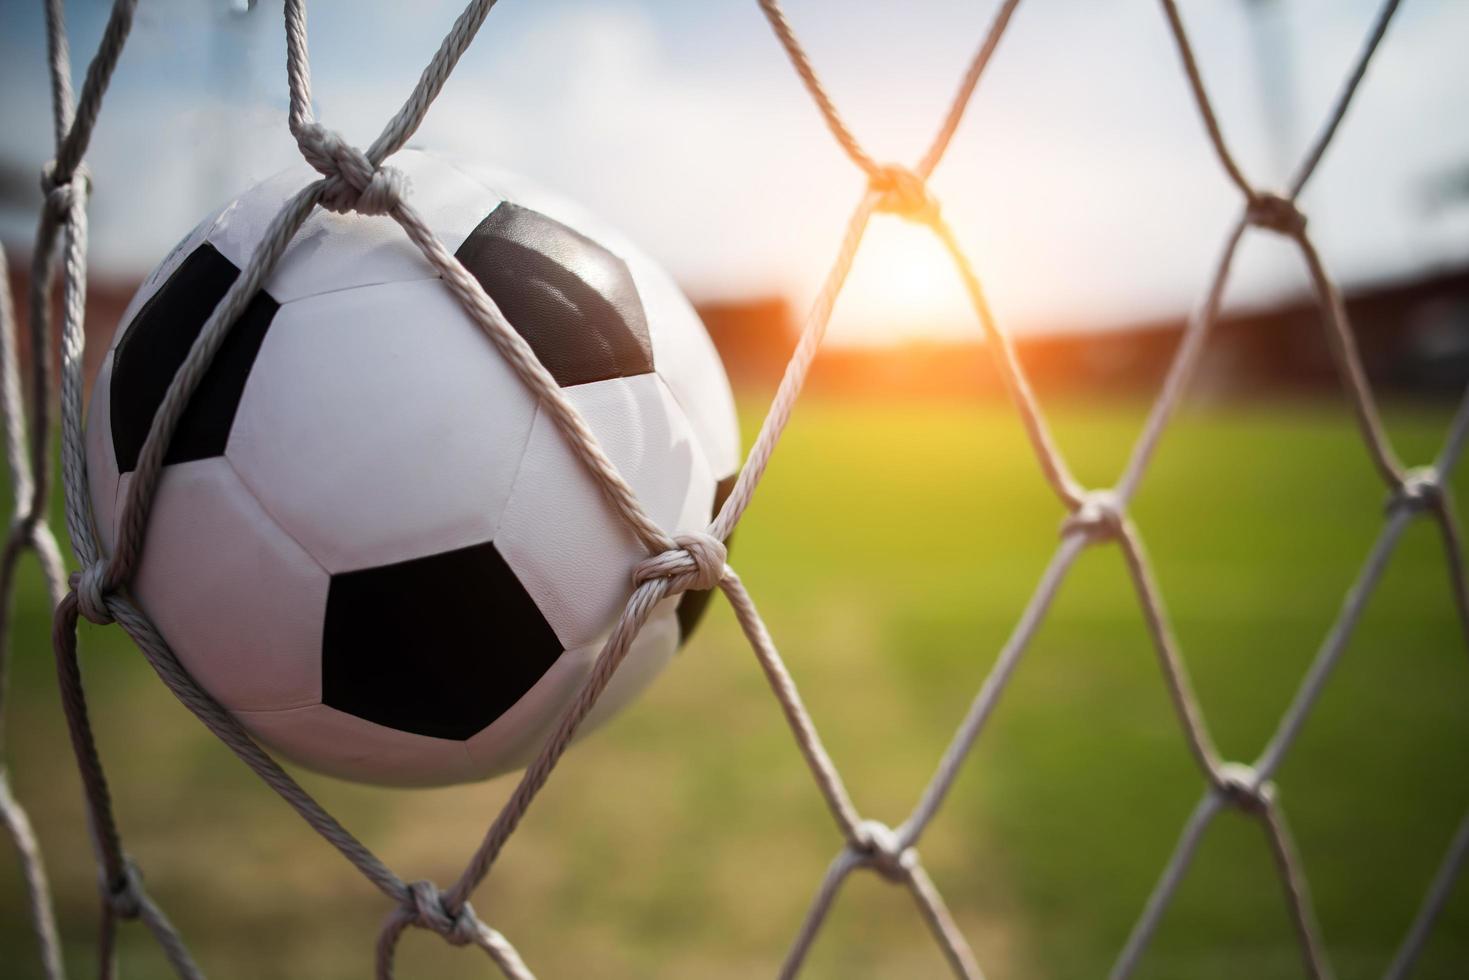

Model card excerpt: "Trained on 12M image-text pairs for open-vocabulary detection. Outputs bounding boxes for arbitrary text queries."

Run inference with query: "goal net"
[1,0,1466,977]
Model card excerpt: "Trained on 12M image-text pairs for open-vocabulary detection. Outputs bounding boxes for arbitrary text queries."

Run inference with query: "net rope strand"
[0,0,1463,977]
[0,235,67,980]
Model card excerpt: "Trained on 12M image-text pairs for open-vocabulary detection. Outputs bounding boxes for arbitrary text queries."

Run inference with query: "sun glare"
[831,217,972,345]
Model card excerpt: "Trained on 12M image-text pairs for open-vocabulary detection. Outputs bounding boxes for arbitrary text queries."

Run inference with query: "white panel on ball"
[84,351,121,553]
[207,149,505,304]
[578,601,682,733]
[107,473,130,557]
[225,277,538,573]
[234,702,478,787]
[129,457,327,713]
[494,373,716,650]
[628,252,742,480]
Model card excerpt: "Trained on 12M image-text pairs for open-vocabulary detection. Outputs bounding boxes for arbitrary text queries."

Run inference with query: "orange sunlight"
[831,217,973,346]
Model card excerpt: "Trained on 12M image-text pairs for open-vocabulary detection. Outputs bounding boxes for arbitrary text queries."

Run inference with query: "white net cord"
[0,0,1464,978]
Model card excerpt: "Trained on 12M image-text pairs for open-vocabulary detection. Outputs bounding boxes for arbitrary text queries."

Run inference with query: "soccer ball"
[86,149,740,787]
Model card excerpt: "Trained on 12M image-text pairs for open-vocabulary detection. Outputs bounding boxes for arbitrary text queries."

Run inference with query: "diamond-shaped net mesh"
[2,0,1467,977]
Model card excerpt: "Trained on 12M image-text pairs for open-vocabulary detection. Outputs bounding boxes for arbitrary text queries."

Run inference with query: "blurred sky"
[2,0,1467,343]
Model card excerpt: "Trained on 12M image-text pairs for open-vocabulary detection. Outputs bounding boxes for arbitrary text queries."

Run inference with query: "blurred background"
[3,0,1469,977]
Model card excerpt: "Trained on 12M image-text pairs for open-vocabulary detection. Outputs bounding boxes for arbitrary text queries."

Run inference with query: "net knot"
[296,123,408,216]
[404,880,481,947]
[870,165,939,224]
[1390,465,1442,514]
[1061,489,1125,543]
[101,859,144,920]
[1246,192,1306,237]
[1214,761,1272,813]
[40,160,91,216]
[71,560,114,625]
[633,531,727,594]
[852,819,917,883]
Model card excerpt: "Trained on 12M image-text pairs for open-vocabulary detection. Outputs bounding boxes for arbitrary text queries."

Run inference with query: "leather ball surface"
[86,149,739,786]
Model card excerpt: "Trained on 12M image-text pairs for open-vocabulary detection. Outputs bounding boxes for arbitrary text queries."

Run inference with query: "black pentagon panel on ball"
[322,540,564,741]
[454,202,653,386]
[675,473,738,643]
[109,242,278,474]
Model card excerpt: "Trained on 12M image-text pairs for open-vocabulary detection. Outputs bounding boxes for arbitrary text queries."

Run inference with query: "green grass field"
[2,396,1467,979]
